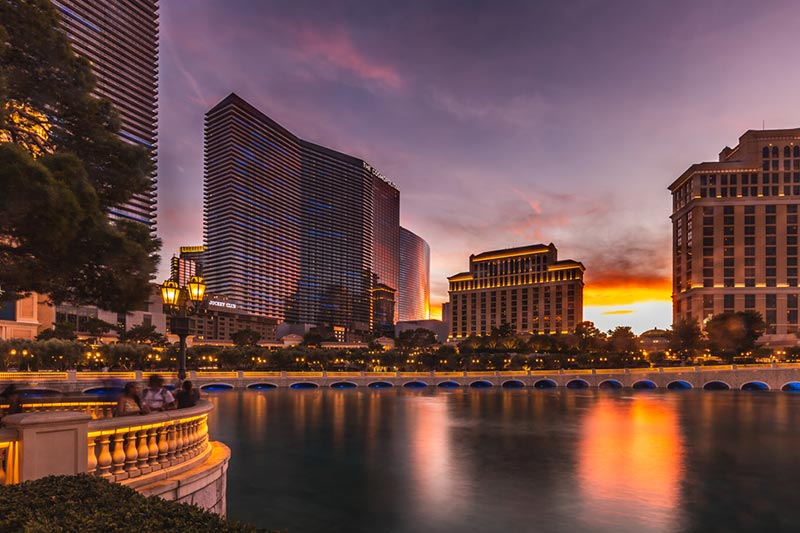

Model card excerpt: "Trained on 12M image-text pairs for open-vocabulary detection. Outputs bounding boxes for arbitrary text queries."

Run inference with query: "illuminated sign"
[208,300,237,310]
[180,245,207,254]
[362,161,398,189]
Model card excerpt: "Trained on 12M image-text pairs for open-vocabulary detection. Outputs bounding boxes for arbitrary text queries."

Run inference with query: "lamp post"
[160,276,206,381]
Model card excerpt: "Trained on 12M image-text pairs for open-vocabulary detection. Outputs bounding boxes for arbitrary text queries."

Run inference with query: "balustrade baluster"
[124,431,139,478]
[111,433,126,478]
[87,435,98,475]
[188,419,198,457]
[157,425,169,467]
[175,422,186,461]
[136,430,151,474]
[0,446,7,485]
[97,435,112,478]
[147,428,159,468]
[166,423,177,465]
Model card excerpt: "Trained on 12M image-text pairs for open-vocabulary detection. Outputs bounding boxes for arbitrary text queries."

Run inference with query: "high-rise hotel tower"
[670,128,800,340]
[203,94,404,338]
[447,244,584,339]
[398,227,430,321]
[53,0,159,229]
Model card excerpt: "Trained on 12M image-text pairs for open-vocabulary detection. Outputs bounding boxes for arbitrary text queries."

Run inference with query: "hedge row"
[0,474,266,532]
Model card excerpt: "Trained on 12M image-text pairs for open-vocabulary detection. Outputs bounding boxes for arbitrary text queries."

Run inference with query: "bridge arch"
[21,388,63,397]
[566,379,590,389]
[632,380,657,390]
[290,382,319,389]
[368,381,393,389]
[200,383,234,391]
[667,380,692,390]
[437,381,460,389]
[703,380,731,391]
[781,382,800,392]
[81,386,120,396]
[330,381,357,389]
[598,379,623,390]
[403,381,427,389]
[502,380,525,388]
[247,383,277,390]
[470,380,493,388]
[741,381,769,391]
[533,379,557,389]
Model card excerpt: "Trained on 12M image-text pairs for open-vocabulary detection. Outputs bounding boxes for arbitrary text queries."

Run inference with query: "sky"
[156,0,800,333]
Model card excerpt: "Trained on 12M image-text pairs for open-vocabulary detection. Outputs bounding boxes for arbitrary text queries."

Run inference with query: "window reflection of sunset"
[578,398,685,529]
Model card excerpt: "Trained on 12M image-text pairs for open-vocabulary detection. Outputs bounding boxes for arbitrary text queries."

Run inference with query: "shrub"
[0,474,265,532]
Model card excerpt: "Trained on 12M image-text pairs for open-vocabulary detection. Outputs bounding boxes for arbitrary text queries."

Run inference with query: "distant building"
[170,256,198,286]
[447,244,584,339]
[203,93,400,339]
[55,285,168,338]
[373,176,400,320]
[371,282,396,338]
[395,320,449,343]
[0,295,53,340]
[192,295,278,344]
[398,227,430,321]
[53,0,159,230]
[638,328,671,354]
[670,128,800,345]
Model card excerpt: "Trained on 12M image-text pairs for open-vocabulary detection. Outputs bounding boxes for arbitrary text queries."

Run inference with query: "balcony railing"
[0,401,213,488]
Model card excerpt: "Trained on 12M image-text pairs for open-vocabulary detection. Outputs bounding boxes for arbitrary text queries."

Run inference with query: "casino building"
[670,128,800,343]
[203,94,402,339]
[447,244,584,339]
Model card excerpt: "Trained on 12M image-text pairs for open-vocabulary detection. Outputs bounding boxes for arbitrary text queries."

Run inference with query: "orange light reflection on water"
[578,397,685,530]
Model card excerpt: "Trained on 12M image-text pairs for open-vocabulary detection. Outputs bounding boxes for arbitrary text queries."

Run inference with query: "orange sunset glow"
[583,277,672,307]
[578,397,685,528]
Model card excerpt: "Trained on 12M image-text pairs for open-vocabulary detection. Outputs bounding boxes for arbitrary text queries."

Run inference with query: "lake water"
[207,388,800,532]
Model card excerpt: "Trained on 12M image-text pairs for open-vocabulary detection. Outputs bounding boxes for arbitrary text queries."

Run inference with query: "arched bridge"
[5,365,800,393]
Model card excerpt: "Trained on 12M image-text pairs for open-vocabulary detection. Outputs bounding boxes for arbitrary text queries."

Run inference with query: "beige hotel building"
[670,128,800,342]
[447,244,584,339]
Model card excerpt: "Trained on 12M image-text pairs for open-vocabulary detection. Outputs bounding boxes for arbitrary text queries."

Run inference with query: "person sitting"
[116,382,148,416]
[0,384,22,416]
[175,380,200,409]
[142,374,176,412]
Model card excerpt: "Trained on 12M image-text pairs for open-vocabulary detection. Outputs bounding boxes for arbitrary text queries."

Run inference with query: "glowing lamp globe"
[187,276,206,303]
[160,279,180,307]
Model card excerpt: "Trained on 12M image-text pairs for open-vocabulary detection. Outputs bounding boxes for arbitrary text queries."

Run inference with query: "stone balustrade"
[86,401,211,483]
[0,401,228,514]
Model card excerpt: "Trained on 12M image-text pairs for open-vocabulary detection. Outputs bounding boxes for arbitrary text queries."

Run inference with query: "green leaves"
[0,474,265,532]
[0,0,160,312]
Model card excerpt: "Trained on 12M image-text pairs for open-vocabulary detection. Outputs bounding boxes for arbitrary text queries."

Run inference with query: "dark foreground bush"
[0,474,265,532]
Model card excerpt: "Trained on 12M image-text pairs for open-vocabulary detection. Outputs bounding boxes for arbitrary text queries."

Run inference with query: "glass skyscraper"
[204,94,400,338]
[53,0,159,229]
[398,227,430,321]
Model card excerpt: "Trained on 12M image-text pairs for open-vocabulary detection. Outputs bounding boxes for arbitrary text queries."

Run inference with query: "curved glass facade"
[204,94,387,337]
[398,227,430,321]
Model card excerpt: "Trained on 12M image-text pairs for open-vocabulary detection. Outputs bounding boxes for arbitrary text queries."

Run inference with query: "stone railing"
[0,401,227,514]
[86,401,211,483]
[0,428,17,484]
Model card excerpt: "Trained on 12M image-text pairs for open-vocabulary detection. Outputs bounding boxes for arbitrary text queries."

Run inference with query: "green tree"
[0,0,160,312]
[396,328,437,349]
[117,324,166,345]
[574,321,606,353]
[669,318,702,359]
[705,311,765,359]
[36,321,77,341]
[230,329,261,347]
[607,326,638,354]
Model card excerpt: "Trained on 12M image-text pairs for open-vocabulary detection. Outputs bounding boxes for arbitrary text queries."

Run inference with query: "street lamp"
[160,276,206,381]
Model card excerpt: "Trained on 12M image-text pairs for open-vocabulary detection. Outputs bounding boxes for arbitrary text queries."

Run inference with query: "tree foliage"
[230,328,261,347]
[669,318,702,358]
[705,311,765,358]
[0,0,160,311]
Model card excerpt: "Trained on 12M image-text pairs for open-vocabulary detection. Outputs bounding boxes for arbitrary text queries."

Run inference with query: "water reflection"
[207,389,800,533]
[578,396,684,532]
